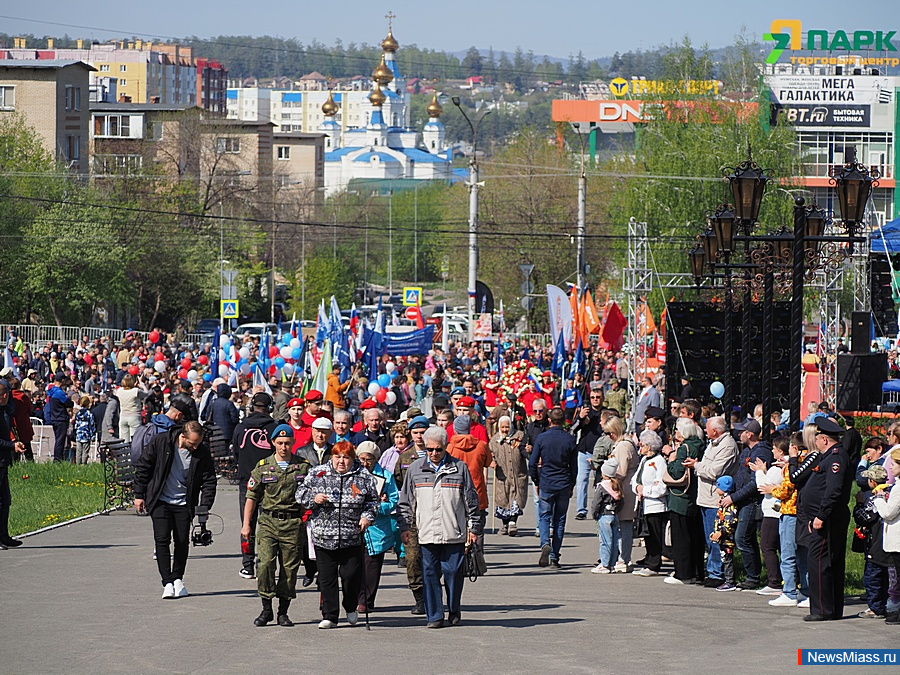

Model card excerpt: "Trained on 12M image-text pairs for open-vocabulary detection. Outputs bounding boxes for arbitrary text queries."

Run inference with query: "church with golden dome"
[225,17,452,195]
[318,19,452,195]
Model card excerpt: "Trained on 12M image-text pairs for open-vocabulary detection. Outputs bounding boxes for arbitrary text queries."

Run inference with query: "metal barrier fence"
[5,324,210,350]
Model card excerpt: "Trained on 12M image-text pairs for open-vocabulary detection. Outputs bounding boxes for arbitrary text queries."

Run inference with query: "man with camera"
[134,420,218,599]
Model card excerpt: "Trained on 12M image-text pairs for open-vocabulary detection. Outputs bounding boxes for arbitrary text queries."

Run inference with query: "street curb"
[17,508,122,538]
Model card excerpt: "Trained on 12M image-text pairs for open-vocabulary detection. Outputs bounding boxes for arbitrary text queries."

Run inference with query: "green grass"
[7,462,106,536]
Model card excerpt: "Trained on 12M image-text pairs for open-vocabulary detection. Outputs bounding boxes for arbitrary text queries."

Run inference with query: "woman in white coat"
[873,447,900,623]
[631,430,668,576]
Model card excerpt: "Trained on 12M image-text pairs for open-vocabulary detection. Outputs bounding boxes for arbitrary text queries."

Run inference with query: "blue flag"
[496,333,504,372]
[521,345,530,363]
[210,326,221,379]
[551,330,566,376]
[296,336,309,380]
[572,341,583,376]
[259,331,269,376]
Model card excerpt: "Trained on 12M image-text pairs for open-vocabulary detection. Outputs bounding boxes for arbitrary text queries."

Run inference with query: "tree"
[461,47,483,76]
[292,247,358,320]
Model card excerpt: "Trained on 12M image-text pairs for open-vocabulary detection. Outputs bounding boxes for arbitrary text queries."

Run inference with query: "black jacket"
[230,411,278,482]
[732,440,774,508]
[133,426,217,514]
[0,404,17,468]
[211,383,239,442]
[571,407,603,454]
[296,442,333,468]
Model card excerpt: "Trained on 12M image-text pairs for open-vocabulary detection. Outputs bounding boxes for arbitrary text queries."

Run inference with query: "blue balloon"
[377,373,391,388]
[389,369,399,379]
[274,356,285,368]
[710,381,725,399]
[202,373,212,382]
[292,347,301,360]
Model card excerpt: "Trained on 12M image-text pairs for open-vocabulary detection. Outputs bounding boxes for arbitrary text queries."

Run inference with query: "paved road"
[0,481,890,674]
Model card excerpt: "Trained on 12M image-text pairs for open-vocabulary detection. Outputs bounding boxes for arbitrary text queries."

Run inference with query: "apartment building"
[0,60,93,174]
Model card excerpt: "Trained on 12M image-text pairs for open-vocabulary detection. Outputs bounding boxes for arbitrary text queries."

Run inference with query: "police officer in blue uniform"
[794,416,852,621]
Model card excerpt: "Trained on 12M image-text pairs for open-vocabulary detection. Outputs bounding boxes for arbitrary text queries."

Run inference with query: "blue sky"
[0,2,894,60]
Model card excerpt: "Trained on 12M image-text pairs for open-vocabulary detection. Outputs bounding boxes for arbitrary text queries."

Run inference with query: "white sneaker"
[173,579,188,598]
[663,576,685,585]
[797,597,810,609]
[591,564,611,574]
[633,567,659,577]
[756,585,783,596]
[769,593,798,607]
[318,619,336,629]
[347,611,359,626]
[613,562,629,573]
[162,583,176,599]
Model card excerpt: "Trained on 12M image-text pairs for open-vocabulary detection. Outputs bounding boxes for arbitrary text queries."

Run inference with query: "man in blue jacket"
[529,408,577,569]
[210,383,239,443]
[720,418,773,590]
[44,374,73,462]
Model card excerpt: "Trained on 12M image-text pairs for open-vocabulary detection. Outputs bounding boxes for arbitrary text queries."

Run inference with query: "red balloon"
[178,368,189,380]
[148,330,160,344]
[180,357,192,369]
[268,345,279,359]
[198,354,209,365]
[268,365,277,376]
[375,388,387,403]
[154,353,166,362]
[128,365,139,376]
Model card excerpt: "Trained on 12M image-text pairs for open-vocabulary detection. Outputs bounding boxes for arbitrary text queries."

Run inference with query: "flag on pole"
[601,302,627,351]
[259,331,269,376]
[209,326,221,379]
[316,300,329,347]
[551,330,567,376]
[290,312,297,339]
[349,303,359,337]
[310,338,331,395]
[252,362,272,395]
[546,284,573,350]
[573,340,584,375]
[582,289,601,335]
[569,285,582,350]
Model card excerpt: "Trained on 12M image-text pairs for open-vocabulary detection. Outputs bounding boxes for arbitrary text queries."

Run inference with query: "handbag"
[464,541,486,581]
[662,461,691,490]
[634,500,651,539]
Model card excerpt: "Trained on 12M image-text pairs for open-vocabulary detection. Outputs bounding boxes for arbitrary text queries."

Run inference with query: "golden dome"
[372,54,393,86]
[368,83,386,107]
[381,30,399,53]
[426,91,443,118]
[321,90,338,116]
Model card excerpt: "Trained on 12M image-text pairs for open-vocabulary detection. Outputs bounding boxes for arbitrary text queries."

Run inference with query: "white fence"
[6,325,207,350]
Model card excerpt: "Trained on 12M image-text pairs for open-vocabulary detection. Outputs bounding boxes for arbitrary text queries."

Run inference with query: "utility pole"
[573,123,588,292]
[414,184,418,284]
[452,97,491,343]
[388,190,393,297]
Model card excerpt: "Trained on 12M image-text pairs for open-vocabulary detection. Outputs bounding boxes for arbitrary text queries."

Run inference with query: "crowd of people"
[2,324,899,628]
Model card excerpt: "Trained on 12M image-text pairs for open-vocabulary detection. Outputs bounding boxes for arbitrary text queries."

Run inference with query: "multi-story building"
[226,24,452,195]
[0,60,93,174]
[1,38,227,111]
[763,64,899,227]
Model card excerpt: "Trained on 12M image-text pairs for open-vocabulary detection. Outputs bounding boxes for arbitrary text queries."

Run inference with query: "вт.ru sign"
[764,19,898,65]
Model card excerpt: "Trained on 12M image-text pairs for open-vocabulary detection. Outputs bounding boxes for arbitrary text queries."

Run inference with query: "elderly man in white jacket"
[682,416,738,587]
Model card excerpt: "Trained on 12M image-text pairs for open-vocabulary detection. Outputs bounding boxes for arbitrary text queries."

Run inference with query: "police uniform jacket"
[797,442,852,524]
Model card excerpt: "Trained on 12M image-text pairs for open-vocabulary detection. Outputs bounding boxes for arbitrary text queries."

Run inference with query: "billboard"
[767,74,894,129]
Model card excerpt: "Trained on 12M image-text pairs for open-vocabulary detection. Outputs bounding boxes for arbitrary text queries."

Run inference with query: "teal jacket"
[666,436,704,516]
[363,464,400,556]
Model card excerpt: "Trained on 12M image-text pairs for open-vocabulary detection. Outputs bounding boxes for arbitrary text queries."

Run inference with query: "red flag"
[409,306,425,330]
[601,302,627,351]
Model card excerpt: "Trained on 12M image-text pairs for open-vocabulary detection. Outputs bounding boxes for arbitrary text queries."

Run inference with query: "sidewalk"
[0,481,887,674]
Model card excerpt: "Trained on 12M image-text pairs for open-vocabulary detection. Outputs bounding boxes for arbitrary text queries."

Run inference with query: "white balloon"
[283,363,294,376]
[218,364,229,378]
[367,381,381,396]
[385,361,396,373]
[280,346,292,359]
[239,363,251,375]
[219,349,227,361]
[239,346,251,360]
[186,369,198,382]
[385,391,397,405]
[154,360,167,373]
[289,337,301,349]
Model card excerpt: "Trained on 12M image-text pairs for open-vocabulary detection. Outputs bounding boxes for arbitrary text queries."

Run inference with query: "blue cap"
[407,415,430,430]
[272,424,295,440]
[715,475,735,493]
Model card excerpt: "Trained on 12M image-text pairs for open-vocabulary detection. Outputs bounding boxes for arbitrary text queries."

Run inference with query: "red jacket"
[11,390,34,445]
[446,433,493,510]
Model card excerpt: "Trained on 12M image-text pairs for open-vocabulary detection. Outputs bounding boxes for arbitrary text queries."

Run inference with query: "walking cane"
[360,528,371,630]
[491,466,497,534]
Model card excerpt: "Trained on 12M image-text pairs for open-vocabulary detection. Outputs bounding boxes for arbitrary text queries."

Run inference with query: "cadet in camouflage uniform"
[393,415,429,615]
[241,424,310,627]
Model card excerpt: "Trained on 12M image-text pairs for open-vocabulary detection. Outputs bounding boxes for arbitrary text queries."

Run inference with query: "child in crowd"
[562,378,581,423]
[710,475,738,592]
[765,432,807,607]
[73,395,96,465]
[853,464,890,618]
[592,457,622,574]
[752,435,787,596]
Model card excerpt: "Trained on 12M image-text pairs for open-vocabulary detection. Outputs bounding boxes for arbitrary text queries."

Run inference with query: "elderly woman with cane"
[490,415,528,536]
[355,441,400,615]
[296,441,379,629]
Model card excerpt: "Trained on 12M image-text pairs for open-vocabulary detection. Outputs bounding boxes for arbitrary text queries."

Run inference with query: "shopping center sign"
[764,19,898,65]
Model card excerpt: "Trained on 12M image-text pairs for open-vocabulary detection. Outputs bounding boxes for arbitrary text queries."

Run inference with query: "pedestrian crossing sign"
[221,300,239,319]
[403,287,423,306]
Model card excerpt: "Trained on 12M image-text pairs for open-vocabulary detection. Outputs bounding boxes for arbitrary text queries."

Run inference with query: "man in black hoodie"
[211,383,239,443]
[231,392,278,579]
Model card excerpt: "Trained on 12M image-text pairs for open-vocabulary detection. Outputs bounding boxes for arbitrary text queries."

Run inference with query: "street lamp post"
[572,123,589,292]
[452,96,491,343]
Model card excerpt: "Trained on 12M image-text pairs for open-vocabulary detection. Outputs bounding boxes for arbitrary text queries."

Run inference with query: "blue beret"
[407,415,430,431]
[272,424,294,439]
[449,387,465,396]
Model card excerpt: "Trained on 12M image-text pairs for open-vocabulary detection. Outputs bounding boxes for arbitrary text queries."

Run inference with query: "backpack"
[130,420,168,465]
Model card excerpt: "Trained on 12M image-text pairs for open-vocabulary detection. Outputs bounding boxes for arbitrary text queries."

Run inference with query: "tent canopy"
[870,215,900,254]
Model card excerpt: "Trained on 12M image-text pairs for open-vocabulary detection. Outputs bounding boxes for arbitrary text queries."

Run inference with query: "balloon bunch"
[266,336,304,379]
[367,360,400,405]
[498,359,544,397]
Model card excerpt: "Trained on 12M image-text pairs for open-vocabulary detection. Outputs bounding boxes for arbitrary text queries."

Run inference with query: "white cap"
[311,417,333,431]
